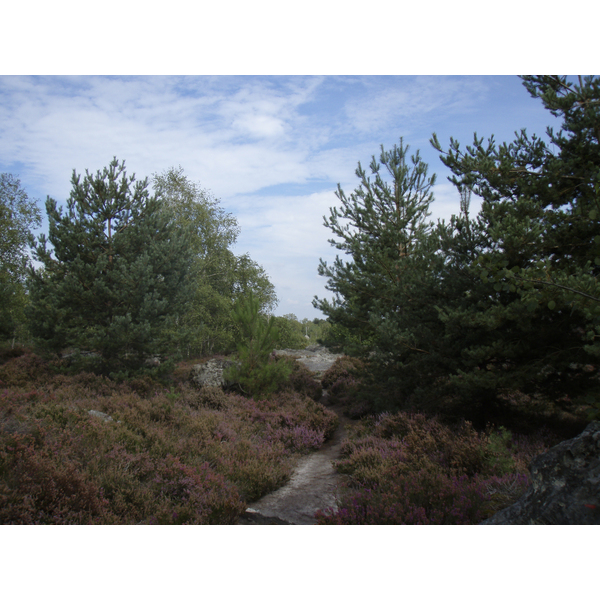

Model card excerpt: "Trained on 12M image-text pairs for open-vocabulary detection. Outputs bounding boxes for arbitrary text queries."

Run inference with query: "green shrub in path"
[225,292,293,398]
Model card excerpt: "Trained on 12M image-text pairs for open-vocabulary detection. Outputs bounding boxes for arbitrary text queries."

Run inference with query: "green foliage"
[152,167,278,356]
[314,139,437,355]
[484,426,516,475]
[273,314,308,349]
[317,320,373,355]
[316,77,600,427]
[225,292,293,397]
[26,159,193,374]
[428,75,600,423]
[0,174,42,342]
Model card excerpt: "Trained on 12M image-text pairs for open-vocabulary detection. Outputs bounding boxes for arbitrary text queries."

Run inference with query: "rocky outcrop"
[274,345,344,378]
[482,421,600,524]
[190,359,238,389]
[88,410,119,423]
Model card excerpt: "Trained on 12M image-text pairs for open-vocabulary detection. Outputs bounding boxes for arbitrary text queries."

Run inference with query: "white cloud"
[0,75,554,320]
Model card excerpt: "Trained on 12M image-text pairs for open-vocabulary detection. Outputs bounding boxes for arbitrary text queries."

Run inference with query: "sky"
[0,74,565,319]
[0,4,594,323]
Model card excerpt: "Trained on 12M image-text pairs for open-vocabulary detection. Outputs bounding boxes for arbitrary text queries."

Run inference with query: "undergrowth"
[0,348,580,525]
[315,411,553,525]
[316,357,573,525]
[0,348,337,524]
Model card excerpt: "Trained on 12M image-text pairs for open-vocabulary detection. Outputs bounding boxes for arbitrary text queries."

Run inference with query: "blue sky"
[0,75,564,319]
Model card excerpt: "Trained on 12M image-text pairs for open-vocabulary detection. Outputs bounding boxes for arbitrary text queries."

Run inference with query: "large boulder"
[274,345,344,376]
[190,359,238,389]
[482,421,600,524]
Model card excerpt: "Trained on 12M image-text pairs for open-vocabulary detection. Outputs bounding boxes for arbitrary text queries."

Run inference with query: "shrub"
[196,386,230,410]
[225,292,293,398]
[321,356,364,390]
[0,351,51,388]
[0,353,337,523]
[145,455,244,524]
[0,430,108,524]
[275,355,322,401]
[208,438,293,502]
[316,470,492,525]
[321,356,370,416]
[318,410,548,525]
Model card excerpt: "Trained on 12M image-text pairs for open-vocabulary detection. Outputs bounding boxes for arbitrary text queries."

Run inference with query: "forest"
[1,75,598,524]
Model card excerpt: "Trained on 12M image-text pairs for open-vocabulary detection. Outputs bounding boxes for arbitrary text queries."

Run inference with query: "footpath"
[237,346,349,525]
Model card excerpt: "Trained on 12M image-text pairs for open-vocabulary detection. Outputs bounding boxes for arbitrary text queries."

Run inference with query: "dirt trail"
[237,347,349,525]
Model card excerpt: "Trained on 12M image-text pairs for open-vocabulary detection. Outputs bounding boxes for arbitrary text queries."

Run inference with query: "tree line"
[314,75,600,427]
[0,162,282,376]
[4,75,599,427]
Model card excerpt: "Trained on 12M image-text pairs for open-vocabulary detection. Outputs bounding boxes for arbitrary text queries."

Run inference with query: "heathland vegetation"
[1,76,599,524]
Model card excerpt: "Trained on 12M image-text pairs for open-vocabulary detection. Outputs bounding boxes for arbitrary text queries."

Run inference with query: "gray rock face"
[482,421,600,524]
[88,410,116,423]
[189,347,343,390]
[274,345,344,377]
[190,359,238,389]
[144,356,161,367]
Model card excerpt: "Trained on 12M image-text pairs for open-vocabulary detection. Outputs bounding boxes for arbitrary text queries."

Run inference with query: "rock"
[88,410,114,423]
[482,421,600,524]
[144,356,161,367]
[62,350,101,362]
[190,359,238,389]
[237,509,294,525]
[189,347,343,390]
[274,345,344,376]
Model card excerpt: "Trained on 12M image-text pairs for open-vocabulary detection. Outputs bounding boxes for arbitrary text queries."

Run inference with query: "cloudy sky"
[0,75,565,319]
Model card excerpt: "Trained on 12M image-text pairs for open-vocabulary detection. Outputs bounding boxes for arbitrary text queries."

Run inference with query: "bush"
[320,356,369,417]
[275,355,322,400]
[225,293,293,398]
[316,471,495,525]
[321,356,364,390]
[317,410,550,525]
[0,350,337,522]
[0,351,51,388]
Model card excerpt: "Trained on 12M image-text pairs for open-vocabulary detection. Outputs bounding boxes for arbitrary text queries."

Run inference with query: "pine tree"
[27,158,193,374]
[430,75,600,423]
[225,291,292,397]
[314,139,441,369]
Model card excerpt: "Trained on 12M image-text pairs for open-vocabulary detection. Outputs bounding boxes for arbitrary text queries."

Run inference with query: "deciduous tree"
[152,167,277,356]
[0,173,41,342]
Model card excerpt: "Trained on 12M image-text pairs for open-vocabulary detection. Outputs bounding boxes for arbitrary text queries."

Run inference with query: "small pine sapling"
[225,291,292,397]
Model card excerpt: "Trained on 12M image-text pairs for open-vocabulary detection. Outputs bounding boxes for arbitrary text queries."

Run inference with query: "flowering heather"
[317,411,550,525]
[321,356,365,391]
[265,424,326,454]
[320,356,370,416]
[0,349,337,524]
